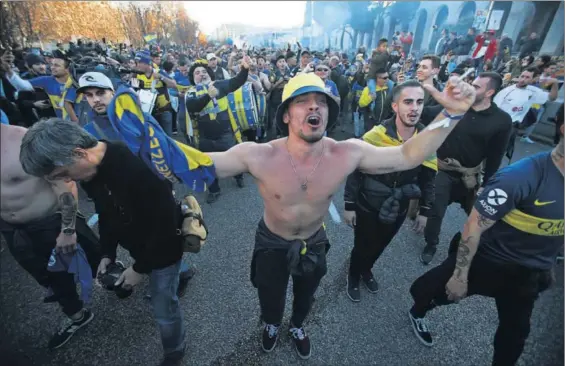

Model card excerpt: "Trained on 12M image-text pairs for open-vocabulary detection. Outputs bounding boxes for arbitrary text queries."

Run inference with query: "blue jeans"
[523,107,545,138]
[353,111,364,137]
[368,79,394,94]
[155,111,174,137]
[150,260,186,357]
[180,256,190,275]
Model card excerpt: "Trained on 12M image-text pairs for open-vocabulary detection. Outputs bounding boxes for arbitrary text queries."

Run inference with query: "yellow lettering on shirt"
[502,209,564,236]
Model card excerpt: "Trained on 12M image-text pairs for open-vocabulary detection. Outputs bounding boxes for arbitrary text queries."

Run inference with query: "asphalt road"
[0,126,562,366]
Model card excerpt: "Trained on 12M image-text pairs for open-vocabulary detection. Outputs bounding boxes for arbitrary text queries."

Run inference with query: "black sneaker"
[235,177,244,188]
[420,244,437,265]
[408,310,434,346]
[261,323,279,353]
[362,273,379,294]
[206,191,220,204]
[347,275,361,302]
[159,343,187,366]
[177,267,196,298]
[48,309,94,349]
[289,325,311,360]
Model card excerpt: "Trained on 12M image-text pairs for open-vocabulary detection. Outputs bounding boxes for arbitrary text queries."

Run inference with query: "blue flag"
[107,86,216,192]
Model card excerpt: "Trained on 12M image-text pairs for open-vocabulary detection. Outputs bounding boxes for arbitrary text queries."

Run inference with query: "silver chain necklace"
[286,138,325,191]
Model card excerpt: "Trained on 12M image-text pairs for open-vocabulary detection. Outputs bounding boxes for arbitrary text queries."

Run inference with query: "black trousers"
[198,133,243,193]
[251,222,328,328]
[424,170,474,248]
[268,101,282,140]
[554,117,564,145]
[241,129,257,142]
[349,209,406,279]
[410,235,551,366]
[0,213,101,317]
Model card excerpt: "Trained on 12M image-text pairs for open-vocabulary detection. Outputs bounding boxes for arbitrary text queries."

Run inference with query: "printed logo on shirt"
[48,251,56,267]
[534,199,556,207]
[479,199,498,216]
[487,189,508,206]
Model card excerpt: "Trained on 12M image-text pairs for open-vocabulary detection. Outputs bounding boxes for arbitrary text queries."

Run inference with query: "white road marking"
[87,214,99,228]
[328,201,342,223]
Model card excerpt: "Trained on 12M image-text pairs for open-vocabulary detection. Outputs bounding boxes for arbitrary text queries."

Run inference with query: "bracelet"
[441,109,465,121]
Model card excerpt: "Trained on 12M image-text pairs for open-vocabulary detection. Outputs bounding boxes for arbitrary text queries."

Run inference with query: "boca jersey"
[475,152,563,270]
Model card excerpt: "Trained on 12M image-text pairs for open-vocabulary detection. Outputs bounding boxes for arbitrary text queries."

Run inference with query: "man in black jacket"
[19,119,187,366]
[343,80,437,301]
[185,57,251,203]
[418,72,513,265]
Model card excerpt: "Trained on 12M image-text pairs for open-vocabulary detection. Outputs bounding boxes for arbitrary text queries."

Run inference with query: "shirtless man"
[207,73,475,359]
[0,123,100,349]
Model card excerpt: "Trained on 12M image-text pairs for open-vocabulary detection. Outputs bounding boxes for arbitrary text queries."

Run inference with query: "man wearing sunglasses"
[314,63,340,105]
[359,68,393,132]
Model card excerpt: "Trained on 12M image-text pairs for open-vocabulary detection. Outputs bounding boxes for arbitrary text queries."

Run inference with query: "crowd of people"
[0,28,563,366]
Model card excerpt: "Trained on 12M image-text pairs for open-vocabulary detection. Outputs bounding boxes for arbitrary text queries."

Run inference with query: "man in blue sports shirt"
[408,124,564,365]
[2,50,79,122]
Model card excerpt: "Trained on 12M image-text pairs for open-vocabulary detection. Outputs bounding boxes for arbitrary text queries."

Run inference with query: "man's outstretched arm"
[351,76,476,175]
[208,142,255,178]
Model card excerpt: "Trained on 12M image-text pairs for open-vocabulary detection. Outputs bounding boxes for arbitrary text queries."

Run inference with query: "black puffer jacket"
[344,118,436,218]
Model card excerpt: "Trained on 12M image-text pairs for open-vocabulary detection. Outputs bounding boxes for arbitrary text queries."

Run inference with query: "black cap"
[51,49,69,62]
[24,54,46,67]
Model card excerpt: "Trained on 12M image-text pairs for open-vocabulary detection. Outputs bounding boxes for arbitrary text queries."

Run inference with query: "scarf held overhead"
[107,86,216,192]
[363,125,438,171]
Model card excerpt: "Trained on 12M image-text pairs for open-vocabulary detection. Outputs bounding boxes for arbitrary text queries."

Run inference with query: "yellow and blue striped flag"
[107,86,216,192]
[143,33,158,44]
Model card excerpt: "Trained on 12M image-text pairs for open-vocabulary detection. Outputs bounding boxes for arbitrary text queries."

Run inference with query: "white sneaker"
[521,136,535,144]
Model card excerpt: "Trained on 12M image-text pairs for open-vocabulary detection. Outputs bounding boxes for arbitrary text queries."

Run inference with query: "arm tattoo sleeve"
[59,192,77,230]
[453,236,473,279]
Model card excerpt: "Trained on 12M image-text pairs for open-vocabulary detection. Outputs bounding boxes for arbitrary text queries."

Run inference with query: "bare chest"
[1,151,29,186]
[254,154,347,205]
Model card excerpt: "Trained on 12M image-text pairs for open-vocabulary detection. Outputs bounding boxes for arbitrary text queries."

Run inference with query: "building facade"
[304,1,564,56]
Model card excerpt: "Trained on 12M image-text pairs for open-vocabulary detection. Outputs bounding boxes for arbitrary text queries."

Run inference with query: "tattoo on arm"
[453,212,496,279]
[477,214,496,229]
[453,236,472,279]
[60,192,77,230]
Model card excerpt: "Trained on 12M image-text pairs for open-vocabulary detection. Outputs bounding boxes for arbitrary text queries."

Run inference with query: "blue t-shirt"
[475,152,564,270]
[324,80,339,98]
[29,76,77,119]
[174,71,191,87]
[1,109,9,125]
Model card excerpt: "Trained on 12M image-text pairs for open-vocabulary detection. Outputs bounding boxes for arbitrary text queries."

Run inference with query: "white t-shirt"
[494,85,549,123]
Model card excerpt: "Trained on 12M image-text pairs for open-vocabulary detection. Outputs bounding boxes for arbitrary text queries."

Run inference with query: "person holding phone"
[13,53,56,126]
[1,49,80,123]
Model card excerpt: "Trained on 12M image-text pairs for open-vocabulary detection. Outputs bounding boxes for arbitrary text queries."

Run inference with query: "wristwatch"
[63,228,76,236]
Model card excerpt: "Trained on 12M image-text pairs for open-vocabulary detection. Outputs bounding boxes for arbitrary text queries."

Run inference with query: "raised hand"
[208,82,218,99]
[241,55,252,70]
[424,75,476,116]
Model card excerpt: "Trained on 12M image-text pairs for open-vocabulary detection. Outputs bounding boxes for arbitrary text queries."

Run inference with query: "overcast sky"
[184,1,306,34]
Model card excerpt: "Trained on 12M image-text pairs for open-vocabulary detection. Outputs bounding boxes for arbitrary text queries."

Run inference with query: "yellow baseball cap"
[275,73,340,136]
